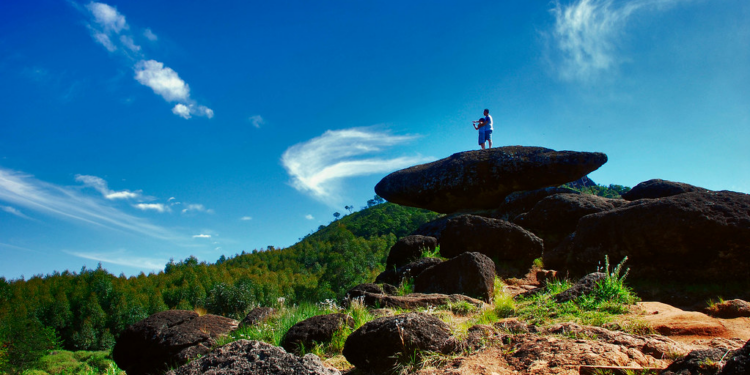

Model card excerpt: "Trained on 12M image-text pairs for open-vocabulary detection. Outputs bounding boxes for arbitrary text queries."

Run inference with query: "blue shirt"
[484,115,493,131]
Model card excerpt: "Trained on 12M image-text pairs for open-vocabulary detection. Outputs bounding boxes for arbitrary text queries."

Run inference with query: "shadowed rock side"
[374,257,443,286]
[374,146,608,213]
[414,252,496,302]
[165,339,340,375]
[385,235,438,268]
[112,310,239,375]
[353,292,484,309]
[544,190,750,282]
[281,314,354,354]
[622,178,710,201]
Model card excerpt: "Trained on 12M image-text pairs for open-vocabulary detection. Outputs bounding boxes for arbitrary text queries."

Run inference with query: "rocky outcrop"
[342,313,457,373]
[343,283,397,301]
[722,339,750,375]
[414,252,496,302]
[165,340,340,375]
[554,272,607,303]
[622,179,709,201]
[661,348,727,375]
[112,310,239,375]
[410,215,453,241]
[385,235,438,268]
[375,146,608,213]
[513,194,625,250]
[374,257,443,286]
[544,191,750,282]
[703,299,750,319]
[439,215,543,276]
[352,292,484,309]
[489,186,580,221]
[240,307,276,327]
[281,314,354,354]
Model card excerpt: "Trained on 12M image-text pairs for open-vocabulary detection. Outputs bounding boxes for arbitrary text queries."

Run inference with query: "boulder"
[703,299,750,319]
[112,310,239,375]
[385,235,438,268]
[374,257,443,286]
[240,307,276,327]
[165,339,340,375]
[414,252,495,302]
[661,348,727,375]
[374,146,608,213]
[342,313,456,373]
[281,314,354,354]
[410,215,453,241]
[554,272,607,303]
[721,339,750,375]
[353,292,484,309]
[440,215,543,275]
[342,283,398,307]
[513,193,624,250]
[622,179,709,201]
[489,186,580,221]
[544,191,750,282]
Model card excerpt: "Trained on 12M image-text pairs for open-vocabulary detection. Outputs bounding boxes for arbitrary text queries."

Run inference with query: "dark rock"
[374,257,443,286]
[386,235,438,268]
[488,186,580,221]
[535,269,558,286]
[566,175,598,189]
[662,348,727,375]
[240,307,276,327]
[342,313,457,373]
[721,339,750,375]
[703,299,750,319]
[622,179,709,201]
[414,252,496,302]
[342,283,398,307]
[374,146,608,213]
[112,310,239,375]
[554,272,607,303]
[544,191,750,282]
[440,215,543,275]
[354,292,484,309]
[513,193,623,250]
[410,215,452,241]
[463,324,503,351]
[281,314,354,354]
[165,339,340,375]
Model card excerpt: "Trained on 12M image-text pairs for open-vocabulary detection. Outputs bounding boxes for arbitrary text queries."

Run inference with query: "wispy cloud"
[1,205,32,220]
[249,115,264,128]
[281,127,432,206]
[133,203,170,213]
[181,204,214,214]
[240,216,252,221]
[547,0,683,82]
[305,214,314,220]
[65,249,166,270]
[193,234,211,238]
[79,2,213,119]
[75,174,142,200]
[0,167,175,240]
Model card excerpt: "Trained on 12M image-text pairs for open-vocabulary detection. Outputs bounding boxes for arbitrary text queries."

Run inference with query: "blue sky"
[1,0,748,280]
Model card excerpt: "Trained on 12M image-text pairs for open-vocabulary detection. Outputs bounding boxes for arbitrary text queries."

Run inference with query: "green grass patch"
[27,350,123,375]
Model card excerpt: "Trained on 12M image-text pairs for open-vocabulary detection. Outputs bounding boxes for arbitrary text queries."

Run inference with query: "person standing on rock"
[472,109,493,150]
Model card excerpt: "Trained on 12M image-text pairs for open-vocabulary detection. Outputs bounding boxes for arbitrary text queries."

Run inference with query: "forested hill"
[0,201,440,352]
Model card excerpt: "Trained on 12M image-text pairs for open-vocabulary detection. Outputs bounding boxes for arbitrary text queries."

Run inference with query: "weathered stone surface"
[661,348,727,375]
[703,299,750,319]
[113,310,239,375]
[414,252,496,302]
[386,235,438,268]
[513,194,623,250]
[410,215,453,241]
[165,339,340,375]
[544,191,750,282]
[374,146,608,213]
[554,272,607,303]
[354,292,484,309]
[240,307,276,327]
[374,257,443,286]
[622,179,709,201]
[489,186,580,221]
[281,314,354,354]
[721,339,750,375]
[636,302,729,338]
[342,313,457,373]
[440,215,543,275]
[342,283,398,307]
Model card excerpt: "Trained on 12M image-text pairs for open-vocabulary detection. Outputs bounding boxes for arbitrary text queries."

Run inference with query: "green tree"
[0,310,59,375]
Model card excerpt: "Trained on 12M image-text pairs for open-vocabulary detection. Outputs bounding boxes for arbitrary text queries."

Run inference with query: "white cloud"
[240,216,252,221]
[172,103,191,119]
[143,28,157,41]
[281,127,432,206]
[548,0,682,82]
[0,167,175,240]
[171,103,214,120]
[66,249,166,270]
[86,2,127,34]
[75,174,142,200]
[91,30,117,52]
[181,204,213,214]
[1,205,32,220]
[133,203,170,213]
[134,60,190,102]
[249,115,264,128]
[120,35,140,52]
[193,234,211,238]
[305,214,314,220]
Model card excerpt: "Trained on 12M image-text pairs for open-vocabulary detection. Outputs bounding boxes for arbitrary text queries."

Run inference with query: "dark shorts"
[479,129,492,145]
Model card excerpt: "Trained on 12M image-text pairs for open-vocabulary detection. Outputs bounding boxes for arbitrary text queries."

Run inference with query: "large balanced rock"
[281,314,354,354]
[112,310,239,375]
[440,215,543,275]
[374,146,608,213]
[385,235,438,268]
[622,179,709,201]
[513,193,625,250]
[342,313,456,373]
[414,252,495,302]
[374,257,443,286]
[166,339,340,375]
[544,191,750,282]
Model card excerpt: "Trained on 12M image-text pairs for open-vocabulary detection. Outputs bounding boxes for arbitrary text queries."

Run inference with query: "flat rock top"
[375,146,607,213]
[634,302,750,343]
